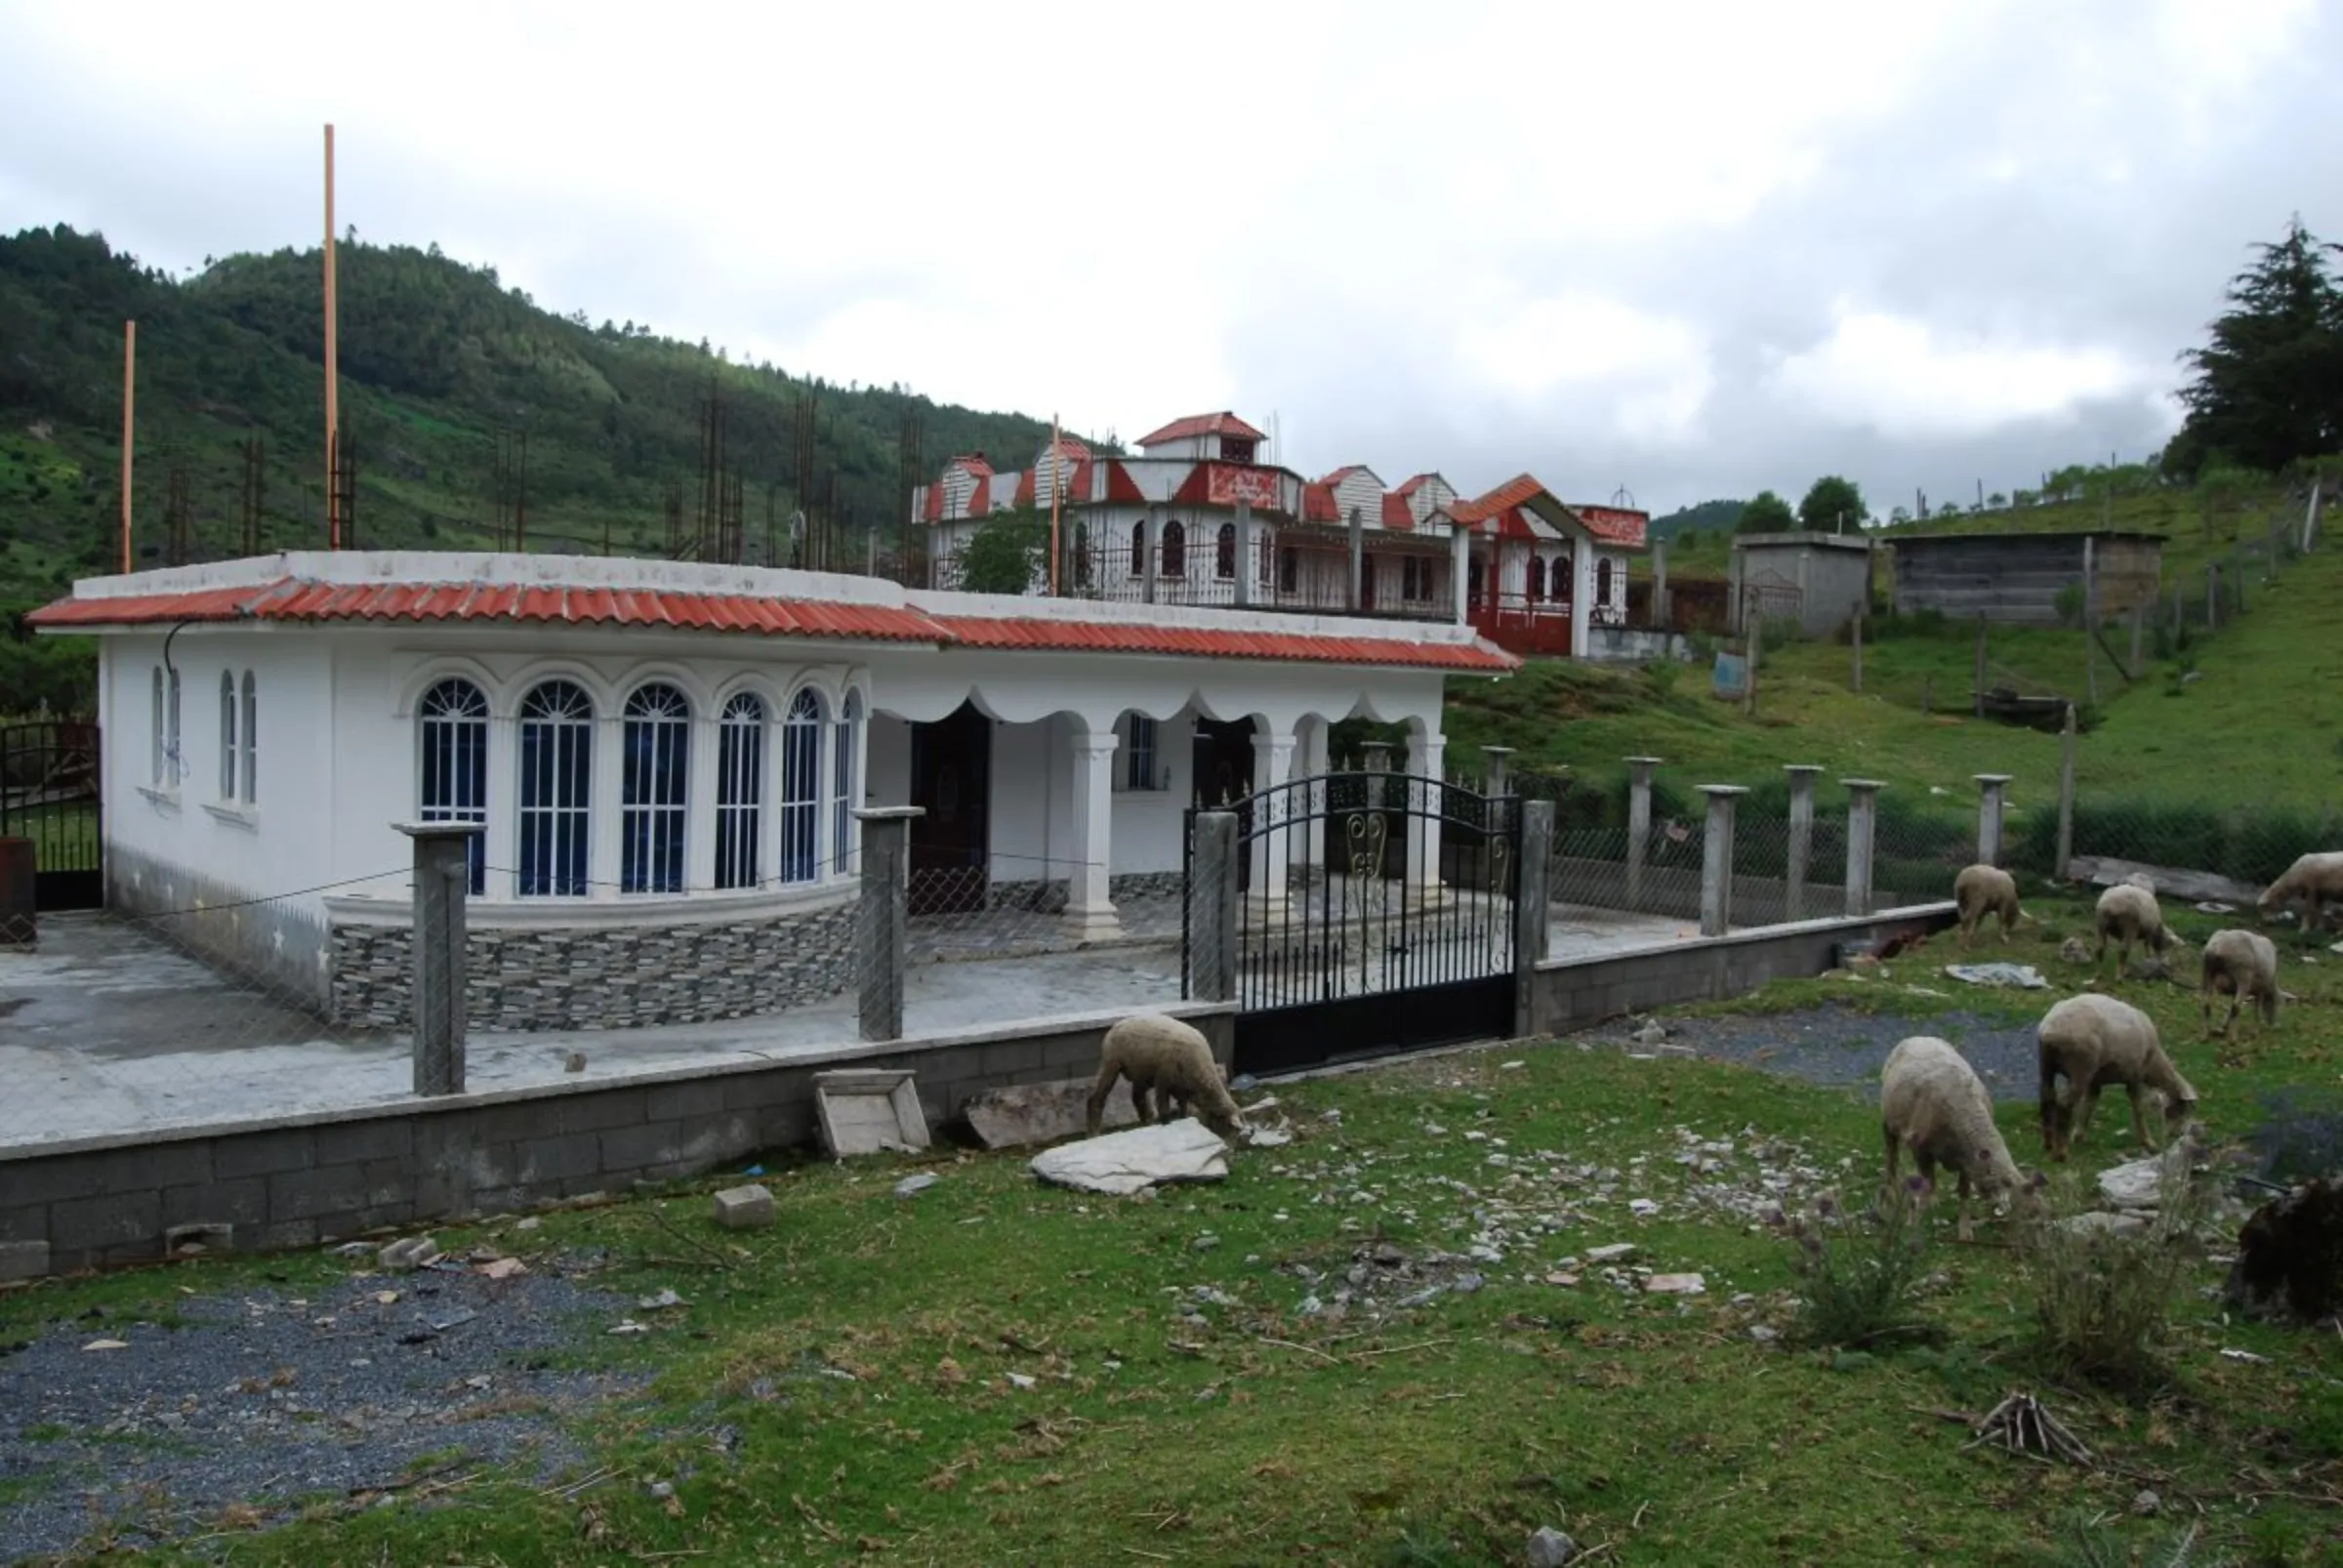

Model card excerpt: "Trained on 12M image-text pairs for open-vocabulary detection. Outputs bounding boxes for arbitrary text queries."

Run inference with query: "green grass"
[1457,482,2343,825]
[8,916,2343,1566]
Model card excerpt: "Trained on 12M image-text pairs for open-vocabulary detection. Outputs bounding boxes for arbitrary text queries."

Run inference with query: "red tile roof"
[1380,493,1416,532]
[1451,474,1547,526]
[1570,503,1650,550]
[27,579,953,642]
[929,616,1514,671]
[945,453,994,476]
[30,575,1517,672]
[1300,480,1337,524]
[1134,411,1268,447]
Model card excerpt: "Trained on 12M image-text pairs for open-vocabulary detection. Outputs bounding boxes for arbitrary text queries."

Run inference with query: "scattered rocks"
[713,1184,776,1230]
[2056,1212,2149,1239]
[1030,1121,1231,1196]
[894,1173,940,1199]
[1583,1244,1637,1264]
[1644,1272,1706,1296]
[377,1236,439,1273]
[1527,1524,1581,1566]
[2132,1488,2162,1517]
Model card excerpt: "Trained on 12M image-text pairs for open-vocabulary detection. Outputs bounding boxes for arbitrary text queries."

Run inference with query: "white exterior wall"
[1405,476,1459,527]
[1329,469,1385,528]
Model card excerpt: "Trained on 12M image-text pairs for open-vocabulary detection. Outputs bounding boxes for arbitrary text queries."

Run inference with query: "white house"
[1453,476,1643,659]
[32,551,1515,1033]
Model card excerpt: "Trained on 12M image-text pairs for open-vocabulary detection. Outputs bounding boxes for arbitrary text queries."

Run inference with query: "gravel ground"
[1600,1000,2043,1103]
[0,1249,647,1564]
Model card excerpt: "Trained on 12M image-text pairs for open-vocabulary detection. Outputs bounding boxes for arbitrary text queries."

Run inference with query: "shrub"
[1770,1184,1942,1349]
[2022,1139,2212,1392]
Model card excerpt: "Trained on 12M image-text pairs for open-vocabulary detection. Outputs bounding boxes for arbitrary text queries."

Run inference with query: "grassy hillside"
[1451,475,2343,829]
[0,224,1074,608]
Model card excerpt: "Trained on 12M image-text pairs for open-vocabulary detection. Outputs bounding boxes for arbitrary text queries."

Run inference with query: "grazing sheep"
[2036,994,2199,1162]
[1880,1036,2042,1242]
[1087,1013,1246,1140]
[2123,872,2158,896]
[2199,928,2281,1038]
[2257,851,2343,936]
[2094,884,2183,973]
[1953,864,2027,948]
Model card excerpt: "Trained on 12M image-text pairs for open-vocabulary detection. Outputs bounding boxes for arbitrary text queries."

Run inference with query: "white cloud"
[1769,309,2160,440]
[0,0,2334,510]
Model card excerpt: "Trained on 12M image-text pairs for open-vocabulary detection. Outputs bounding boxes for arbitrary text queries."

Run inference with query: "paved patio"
[1,895,1689,1150]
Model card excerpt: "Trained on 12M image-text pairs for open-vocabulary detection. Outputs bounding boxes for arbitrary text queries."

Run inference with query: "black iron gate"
[0,722,103,911]
[1184,771,1520,1076]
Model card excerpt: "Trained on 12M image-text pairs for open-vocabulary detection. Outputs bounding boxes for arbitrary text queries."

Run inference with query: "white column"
[1065,725,1121,939]
[1248,725,1295,906]
[1451,525,1471,625]
[687,707,719,894]
[1570,541,1595,658]
[763,710,788,890]
[1408,730,1447,899]
[591,713,624,900]
[484,714,517,902]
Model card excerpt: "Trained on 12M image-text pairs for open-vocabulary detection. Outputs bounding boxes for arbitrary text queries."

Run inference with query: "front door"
[1189,718,1255,808]
[909,702,991,915]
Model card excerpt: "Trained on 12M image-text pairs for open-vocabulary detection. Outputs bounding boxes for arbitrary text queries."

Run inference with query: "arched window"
[1214,522,1237,579]
[1162,518,1187,577]
[715,691,765,891]
[419,678,489,895]
[831,690,863,876]
[781,687,822,885]
[1278,547,1298,595]
[1596,557,1615,603]
[1129,519,1147,578]
[622,682,690,893]
[240,672,257,805]
[518,680,594,897]
[219,672,238,800]
[150,668,164,786]
[1527,556,1546,601]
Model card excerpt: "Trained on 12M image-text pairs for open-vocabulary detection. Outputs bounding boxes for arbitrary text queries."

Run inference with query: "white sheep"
[1952,864,2027,948]
[2199,928,2281,1038]
[2094,883,2183,974]
[1087,1013,1246,1140]
[2035,993,2199,1162]
[1880,1036,2041,1242]
[2257,851,2343,934]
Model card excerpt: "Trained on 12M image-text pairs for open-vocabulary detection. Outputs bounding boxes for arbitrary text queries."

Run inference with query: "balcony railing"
[928,529,1457,623]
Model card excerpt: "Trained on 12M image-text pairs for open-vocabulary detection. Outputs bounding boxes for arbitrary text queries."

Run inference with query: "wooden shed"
[1887,531,2163,628]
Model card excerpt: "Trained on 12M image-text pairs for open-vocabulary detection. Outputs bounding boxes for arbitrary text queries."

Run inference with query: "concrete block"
[268,1165,374,1223]
[249,1218,319,1253]
[713,1183,775,1230]
[164,1222,234,1258]
[0,1202,50,1244]
[329,1119,418,1165]
[598,1120,689,1175]
[559,1093,650,1136]
[979,1040,1045,1078]
[512,1134,603,1185]
[162,1177,267,1229]
[379,1235,439,1271]
[473,1102,559,1145]
[814,1070,930,1158]
[50,1190,162,1254]
[0,1240,51,1282]
[214,1129,319,1181]
[644,1080,730,1123]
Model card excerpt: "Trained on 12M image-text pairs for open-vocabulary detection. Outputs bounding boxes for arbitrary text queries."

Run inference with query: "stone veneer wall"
[980,871,1187,915]
[330,897,857,1032]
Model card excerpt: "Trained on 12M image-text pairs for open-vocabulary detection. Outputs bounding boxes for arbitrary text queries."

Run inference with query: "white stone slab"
[1029,1119,1232,1196]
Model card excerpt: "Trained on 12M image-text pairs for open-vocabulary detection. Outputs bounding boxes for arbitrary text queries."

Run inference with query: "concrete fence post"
[1514,799,1553,1039]
[1842,780,1884,917]
[1625,756,1661,913]
[1481,745,1513,799]
[1698,785,1747,937]
[1234,501,1255,609]
[2056,706,2078,880]
[395,821,480,1097]
[853,806,925,1043]
[1784,764,1822,921]
[1189,810,1240,1004]
[1974,773,2013,867]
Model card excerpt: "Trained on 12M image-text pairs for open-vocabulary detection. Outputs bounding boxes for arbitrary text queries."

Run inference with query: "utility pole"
[324,123,341,550]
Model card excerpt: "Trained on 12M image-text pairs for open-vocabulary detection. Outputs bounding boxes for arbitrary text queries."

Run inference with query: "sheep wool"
[2094,884,2180,974]
[2257,851,2343,932]
[2036,993,2198,1162]
[2199,928,2281,1037]
[1087,1013,1246,1141]
[1879,1036,2036,1243]
[1952,864,2025,948]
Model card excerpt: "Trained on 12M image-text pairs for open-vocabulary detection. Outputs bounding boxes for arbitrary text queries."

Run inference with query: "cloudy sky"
[3,0,2338,516]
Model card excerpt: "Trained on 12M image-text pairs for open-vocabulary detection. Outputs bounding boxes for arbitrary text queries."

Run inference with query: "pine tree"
[2168,216,2343,476]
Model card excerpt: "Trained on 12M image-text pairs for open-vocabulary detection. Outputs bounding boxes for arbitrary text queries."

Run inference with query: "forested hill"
[0,224,1076,603]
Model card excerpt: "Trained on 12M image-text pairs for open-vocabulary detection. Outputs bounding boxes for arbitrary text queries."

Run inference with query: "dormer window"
[1220,437,1256,465]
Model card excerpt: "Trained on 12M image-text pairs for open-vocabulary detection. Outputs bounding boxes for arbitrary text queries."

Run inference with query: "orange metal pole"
[120,320,135,573]
[1048,412,1061,597]
[324,123,340,550]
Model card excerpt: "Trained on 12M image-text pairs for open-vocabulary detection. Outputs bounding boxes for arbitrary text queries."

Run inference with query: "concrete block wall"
[0,1005,1236,1277]
[1530,902,1956,1034]
[329,899,859,1031]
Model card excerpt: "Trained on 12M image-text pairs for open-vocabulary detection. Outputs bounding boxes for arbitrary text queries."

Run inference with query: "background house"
[1887,530,2164,627]
[1728,532,1877,638]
